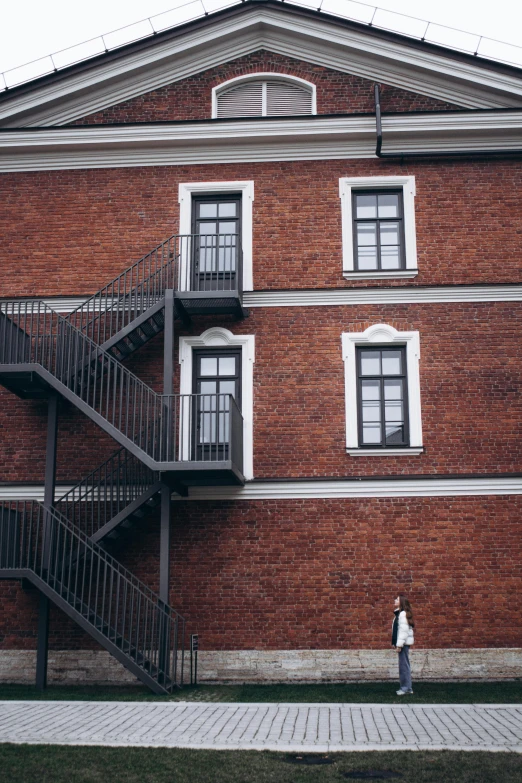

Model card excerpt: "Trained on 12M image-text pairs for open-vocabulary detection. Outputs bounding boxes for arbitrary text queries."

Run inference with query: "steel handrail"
[55,446,159,539]
[0,301,243,465]
[66,233,241,347]
[0,500,185,689]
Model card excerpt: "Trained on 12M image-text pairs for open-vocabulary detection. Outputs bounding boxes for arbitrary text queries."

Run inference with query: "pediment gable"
[1,0,522,128]
[70,50,463,126]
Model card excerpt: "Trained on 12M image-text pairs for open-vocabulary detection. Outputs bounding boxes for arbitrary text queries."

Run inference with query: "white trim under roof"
[4,285,522,315]
[2,476,521,501]
[1,111,521,171]
[2,5,522,127]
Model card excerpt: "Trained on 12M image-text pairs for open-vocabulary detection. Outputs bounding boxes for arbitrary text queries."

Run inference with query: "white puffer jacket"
[395,610,414,648]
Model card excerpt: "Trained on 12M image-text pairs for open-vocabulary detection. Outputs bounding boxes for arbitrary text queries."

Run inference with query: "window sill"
[346,448,424,456]
[343,270,419,280]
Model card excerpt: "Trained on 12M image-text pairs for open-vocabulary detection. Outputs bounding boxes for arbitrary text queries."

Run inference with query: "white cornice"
[178,477,522,500]
[243,285,522,306]
[2,476,521,501]
[0,111,521,171]
[5,285,521,315]
[2,6,522,128]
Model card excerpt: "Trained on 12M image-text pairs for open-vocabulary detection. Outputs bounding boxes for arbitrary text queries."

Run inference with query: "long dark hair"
[399,595,415,628]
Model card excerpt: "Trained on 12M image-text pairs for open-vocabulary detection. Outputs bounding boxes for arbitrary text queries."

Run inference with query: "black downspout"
[374,83,522,159]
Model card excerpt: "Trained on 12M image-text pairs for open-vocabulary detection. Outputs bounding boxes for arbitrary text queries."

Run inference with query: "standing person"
[392,595,415,695]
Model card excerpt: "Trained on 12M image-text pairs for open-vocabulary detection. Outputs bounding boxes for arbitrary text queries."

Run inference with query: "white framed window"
[339,176,418,279]
[342,324,423,455]
[179,327,255,480]
[178,181,254,291]
[212,73,316,119]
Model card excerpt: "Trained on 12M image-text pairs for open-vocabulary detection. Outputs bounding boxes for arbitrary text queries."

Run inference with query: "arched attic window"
[212,74,316,119]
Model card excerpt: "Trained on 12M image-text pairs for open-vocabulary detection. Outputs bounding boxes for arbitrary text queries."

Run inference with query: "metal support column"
[159,291,174,680]
[36,392,58,690]
[161,289,174,603]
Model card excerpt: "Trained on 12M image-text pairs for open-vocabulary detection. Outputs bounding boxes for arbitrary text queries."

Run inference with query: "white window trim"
[211,73,317,118]
[178,181,254,291]
[179,328,255,480]
[342,323,423,455]
[339,176,418,279]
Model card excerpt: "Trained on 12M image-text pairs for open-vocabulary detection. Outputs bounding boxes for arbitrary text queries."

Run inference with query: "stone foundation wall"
[1,649,520,686]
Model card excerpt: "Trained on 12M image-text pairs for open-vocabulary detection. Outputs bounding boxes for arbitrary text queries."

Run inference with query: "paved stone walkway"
[0,701,521,752]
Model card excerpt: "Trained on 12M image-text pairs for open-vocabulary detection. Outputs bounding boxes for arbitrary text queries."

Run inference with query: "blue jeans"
[398,646,412,692]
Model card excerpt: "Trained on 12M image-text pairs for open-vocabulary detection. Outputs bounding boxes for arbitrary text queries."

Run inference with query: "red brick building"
[0,0,521,688]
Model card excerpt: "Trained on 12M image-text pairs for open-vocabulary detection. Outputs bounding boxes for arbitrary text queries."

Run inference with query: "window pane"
[384,379,403,400]
[355,194,377,218]
[218,357,236,376]
[200,380,217,396]
[218,221,236,234]
[360,351,381,376]
[380,222,400,245]
[361,381,381,427]
[199,222,217,235]
[362,425,382,444]
[381,246,401,269]
[357,246,378,270]
[385,425,405,445]
[382,351,402,375]
[200,358,217,376]
[218,202,237,217]
[377,193,399,218]
[199,203,217,218]
[219,380,235,401]
[357,223,377,246]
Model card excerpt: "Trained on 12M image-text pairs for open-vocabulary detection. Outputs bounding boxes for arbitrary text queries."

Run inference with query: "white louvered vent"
[266,81,313,116]
[216,78,314,118]
[216,82,264,118]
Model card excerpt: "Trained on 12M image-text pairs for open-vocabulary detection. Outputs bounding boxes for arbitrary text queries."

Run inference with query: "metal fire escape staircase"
[0,233,246,692]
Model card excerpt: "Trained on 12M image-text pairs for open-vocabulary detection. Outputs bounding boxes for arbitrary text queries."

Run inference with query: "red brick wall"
[1,158,521,300]
[1,302,521,483]
[2,495,521,651]
[71,50,461,125]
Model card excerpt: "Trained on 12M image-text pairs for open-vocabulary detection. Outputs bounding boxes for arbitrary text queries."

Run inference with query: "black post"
[36,392,58,690]
[163,289,174,397]
[159,291,174,679]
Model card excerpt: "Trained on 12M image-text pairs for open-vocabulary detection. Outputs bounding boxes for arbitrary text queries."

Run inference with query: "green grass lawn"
[0,680,520,703]
[0,745,521,783]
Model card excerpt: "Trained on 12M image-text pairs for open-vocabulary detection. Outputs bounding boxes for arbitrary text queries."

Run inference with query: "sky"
[0,0,521,83]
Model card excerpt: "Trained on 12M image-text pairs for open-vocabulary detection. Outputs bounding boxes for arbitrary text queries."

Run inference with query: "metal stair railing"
[66,233,241,347]
[0,500,185,693]
[55,446,160,540]
[0,301,243,470]
[66,234,178,345]
[0,300,173,463]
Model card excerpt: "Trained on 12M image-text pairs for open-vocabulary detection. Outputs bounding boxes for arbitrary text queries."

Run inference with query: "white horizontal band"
[2,476,521,501]
[3,285,520,315]
[1,111,521,171]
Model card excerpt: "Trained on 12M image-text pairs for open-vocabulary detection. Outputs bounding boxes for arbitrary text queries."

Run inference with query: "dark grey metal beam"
[163,289,174,397]
[36,391,58,690]
[160,290,174,605]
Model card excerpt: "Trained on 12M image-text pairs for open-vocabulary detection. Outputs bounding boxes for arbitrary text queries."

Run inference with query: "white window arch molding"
[341,323,423,455]
[211,73,317,118]
[178,180,254,291]
[179,327,255,480]
[339,176,418,279]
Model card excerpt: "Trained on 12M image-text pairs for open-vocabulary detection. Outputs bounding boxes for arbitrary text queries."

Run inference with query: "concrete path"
[0,701,521,752]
